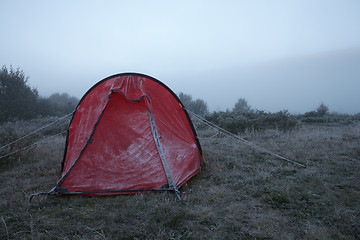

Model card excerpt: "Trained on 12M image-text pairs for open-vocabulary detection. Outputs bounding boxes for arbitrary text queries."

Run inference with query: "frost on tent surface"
[52,73,202,196]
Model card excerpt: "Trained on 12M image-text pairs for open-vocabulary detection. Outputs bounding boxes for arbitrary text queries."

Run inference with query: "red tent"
[52,73,202,196]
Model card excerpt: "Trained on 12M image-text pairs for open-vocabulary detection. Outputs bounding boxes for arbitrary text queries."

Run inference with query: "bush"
[206,110,299,134]
[0,116,70,170]
[0,126,35,170]
[299,113,360,125]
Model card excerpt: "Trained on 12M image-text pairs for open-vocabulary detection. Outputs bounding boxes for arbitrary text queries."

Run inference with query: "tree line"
[2,66,359,131]
[0,66,78,123]
[178,93,299,132]
[179,93,360,134]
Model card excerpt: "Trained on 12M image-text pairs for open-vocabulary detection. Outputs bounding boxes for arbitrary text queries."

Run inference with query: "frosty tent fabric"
[52,73,202,196]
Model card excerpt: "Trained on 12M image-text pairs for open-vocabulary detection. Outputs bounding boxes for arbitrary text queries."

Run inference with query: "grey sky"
[1,0,360,113]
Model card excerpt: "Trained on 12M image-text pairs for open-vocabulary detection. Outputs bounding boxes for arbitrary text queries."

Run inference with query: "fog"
[1,1,360,113]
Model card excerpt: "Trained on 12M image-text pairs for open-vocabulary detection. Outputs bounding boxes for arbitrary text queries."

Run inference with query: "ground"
[0,119,359,239]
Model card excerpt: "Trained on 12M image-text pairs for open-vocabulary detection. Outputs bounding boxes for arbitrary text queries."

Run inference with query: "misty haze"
[196,47,360,114]
[1,1,359,115]
[1,1,360,239]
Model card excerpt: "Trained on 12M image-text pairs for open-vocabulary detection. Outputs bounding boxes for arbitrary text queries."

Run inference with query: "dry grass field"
[0,118,359,239]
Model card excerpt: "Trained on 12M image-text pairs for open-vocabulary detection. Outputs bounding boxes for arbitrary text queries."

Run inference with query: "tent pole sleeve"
[56,92,113,188]
[148,110,179,196]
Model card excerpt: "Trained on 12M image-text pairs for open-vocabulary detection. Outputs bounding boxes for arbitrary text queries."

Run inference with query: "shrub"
[206,110,299,134]
[0,126,34,170]
[299,112,360,125]
[0,116,70,170]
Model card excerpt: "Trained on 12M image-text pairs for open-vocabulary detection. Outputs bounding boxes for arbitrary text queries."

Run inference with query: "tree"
[178,92,193,109]
[191,99,209,116]
[178,92,209,116]
[47,93,78,115]
[0,66,39,122]
[0,66,80,122]
[233,97,252,113]
[316,102,329,117]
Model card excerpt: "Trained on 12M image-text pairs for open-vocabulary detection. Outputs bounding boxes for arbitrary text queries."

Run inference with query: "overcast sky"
[1,0,360,113]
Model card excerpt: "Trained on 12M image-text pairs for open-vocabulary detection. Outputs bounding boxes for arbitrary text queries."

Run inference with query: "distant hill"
[192,47,360,114]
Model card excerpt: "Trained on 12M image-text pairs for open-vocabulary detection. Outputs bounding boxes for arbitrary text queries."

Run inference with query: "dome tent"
[52,73,202,197]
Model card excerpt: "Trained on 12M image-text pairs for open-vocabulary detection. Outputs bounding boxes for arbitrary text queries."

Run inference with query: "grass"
[0,118,359,239]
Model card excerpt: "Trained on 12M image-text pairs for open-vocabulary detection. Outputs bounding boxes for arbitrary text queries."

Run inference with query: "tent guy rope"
[0,130,68,160]
[187,110,307,168]
[0,111,74,151]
